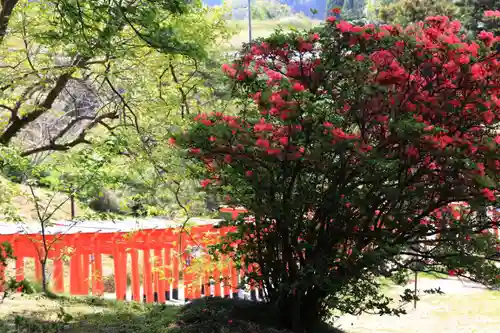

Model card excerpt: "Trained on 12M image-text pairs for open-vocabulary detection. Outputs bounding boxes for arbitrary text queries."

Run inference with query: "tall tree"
[0,0,210,156]
[377,0,459,25]
[456,0,500,35]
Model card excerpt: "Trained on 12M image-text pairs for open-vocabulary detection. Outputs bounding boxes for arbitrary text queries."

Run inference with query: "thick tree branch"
[0,56,88,145]
[0,0,19,42]
[20,111,119,156]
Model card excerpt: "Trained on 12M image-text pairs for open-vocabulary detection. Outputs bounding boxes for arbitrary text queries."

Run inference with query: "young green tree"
[0,0,232,215]
[377,0,459,25]
[0,0,214,156]
[1,0,233,292]
[176,14,500,332]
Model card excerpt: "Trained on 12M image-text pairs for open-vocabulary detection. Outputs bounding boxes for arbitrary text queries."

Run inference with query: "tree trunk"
[41,259,48,293]
[0,0,19,43]
[277,288,325,332]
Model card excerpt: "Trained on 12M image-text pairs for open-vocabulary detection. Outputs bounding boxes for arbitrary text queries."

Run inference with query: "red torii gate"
[0,212,250,302]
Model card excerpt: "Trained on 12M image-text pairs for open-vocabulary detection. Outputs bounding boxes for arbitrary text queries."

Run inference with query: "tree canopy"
[176,13,500,332]
[0,0,233,220]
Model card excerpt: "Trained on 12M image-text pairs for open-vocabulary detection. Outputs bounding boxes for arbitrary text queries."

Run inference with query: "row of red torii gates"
[0,208,259,303]
[0,206,498,302]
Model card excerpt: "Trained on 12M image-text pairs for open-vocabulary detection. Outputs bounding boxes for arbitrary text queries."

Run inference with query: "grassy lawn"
[0,294,180,333]
[226,17,322,50]
[335,277,500,333]
[1,277,499,333]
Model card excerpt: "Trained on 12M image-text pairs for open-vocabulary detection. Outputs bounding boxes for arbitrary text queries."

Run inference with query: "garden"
[0,1,499,332]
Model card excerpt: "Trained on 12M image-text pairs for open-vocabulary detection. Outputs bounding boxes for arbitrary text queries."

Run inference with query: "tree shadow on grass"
[0,295,346,333]
[0,296,179,333]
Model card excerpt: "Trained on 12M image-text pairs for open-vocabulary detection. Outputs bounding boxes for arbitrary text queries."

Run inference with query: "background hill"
[203,0,330,19]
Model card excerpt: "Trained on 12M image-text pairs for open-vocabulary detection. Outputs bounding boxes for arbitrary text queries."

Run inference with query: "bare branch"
[0,56,89,145]
[20,111,119,156]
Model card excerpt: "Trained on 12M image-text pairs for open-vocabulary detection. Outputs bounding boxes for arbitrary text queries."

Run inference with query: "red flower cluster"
[484,10,500,18]
[182,13,499,268]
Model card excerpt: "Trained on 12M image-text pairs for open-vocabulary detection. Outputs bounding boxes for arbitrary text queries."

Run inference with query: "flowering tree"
[457,1,500,35]
[175,12,500,332]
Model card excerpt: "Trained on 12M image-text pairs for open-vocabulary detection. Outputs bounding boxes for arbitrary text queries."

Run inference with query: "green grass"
[335,277,500,333]
[2,277,500,333]
[427,290,500,319]
[417,271,449,280]
[226,17,322,50]
[0,293,180,333]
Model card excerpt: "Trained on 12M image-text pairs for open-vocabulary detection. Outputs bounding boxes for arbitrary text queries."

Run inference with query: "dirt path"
[335,277,500,333]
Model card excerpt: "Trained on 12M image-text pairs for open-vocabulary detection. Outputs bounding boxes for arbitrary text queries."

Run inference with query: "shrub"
[1,242,35,300]
[172,298,343,333]
[103,275,116,293]
[176,11,500,333]
[177,297,281,328]
[169,320,289,333]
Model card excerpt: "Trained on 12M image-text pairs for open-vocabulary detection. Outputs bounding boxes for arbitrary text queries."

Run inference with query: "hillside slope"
[204,0,329,19]
[0,176,92,223]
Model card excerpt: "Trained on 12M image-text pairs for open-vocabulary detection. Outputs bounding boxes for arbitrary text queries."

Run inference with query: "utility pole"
[70,186,75,220]
[414,270,418,309]
[247,0,252,43]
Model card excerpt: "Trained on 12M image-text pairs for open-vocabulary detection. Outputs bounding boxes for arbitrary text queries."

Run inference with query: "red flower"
[331,7,341,14]
[254,118,273,132]
[190,148,201,154]
[168,137,176,145]
[224,155,232,163]
[245,170,253,177]
[483,110,495,124]
[256,138,270,149]
[279,136,289,145]
[355,54,365,61]
[370,50,394,66]
[478,31,494,46]
[200,179,212,188]
[299,42,313,52]
[209,136,217,142]
[337,21,353,33]
[228,320,233,324]
[327,16,336,24]
[292,83,305,92]
[448,269,457,277]
[266,148,281,155]
[481,188,496,202]
[221,63,236,77]
[471,63,486,80]
[407,146,419,158]
[484,10,500,17]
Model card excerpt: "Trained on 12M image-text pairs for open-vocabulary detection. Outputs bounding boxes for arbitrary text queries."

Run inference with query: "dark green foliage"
[177,297,282,328]
[250,1,293,20]
[456,0,500,35]
[172,297,344,333]
[0,242,35,298]
[47,0,206,58]
[88,189,124,214]
[377,0,459,25]
[326,0,366,19]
